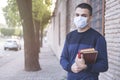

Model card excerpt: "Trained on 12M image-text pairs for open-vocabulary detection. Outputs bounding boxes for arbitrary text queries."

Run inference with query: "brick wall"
[99,0,120,80]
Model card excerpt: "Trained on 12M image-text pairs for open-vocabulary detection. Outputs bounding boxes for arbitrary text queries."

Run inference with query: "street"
[0,39,25,80]
[0,38,24,59]
[0,50,23,67]
[0,39,66,80]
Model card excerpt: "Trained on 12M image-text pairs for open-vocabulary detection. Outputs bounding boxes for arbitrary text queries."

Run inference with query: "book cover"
[78,48,98,64]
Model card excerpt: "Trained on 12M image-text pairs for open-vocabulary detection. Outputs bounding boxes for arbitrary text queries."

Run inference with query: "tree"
[16,0,40,71]
[40,10,51,47]
[14,27,22,37]
[2,0,21,27]
[3,0,51,71]
[1,28,15,36]
[32,0,51,47]
[3,0,51,48]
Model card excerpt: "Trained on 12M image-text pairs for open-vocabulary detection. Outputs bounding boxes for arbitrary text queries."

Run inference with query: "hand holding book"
[78,48,98,64]
[74,54,87,72]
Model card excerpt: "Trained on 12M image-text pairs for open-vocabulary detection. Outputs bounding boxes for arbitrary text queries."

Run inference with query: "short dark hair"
[75,3,92,16]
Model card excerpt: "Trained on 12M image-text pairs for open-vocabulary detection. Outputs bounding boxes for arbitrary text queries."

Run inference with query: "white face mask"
[74,16,88,29]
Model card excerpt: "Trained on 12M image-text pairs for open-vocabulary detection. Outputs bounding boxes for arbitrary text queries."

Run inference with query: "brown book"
[78,48,98,64]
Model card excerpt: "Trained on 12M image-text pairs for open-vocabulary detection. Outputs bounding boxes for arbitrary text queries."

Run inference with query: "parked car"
[4,39,21,51]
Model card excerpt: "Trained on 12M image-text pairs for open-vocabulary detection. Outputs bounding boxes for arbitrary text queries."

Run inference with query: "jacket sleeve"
[86,36,108,73]
[60,35,72,72]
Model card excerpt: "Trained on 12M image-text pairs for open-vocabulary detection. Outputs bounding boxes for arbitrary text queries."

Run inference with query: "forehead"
[75,8,89,15]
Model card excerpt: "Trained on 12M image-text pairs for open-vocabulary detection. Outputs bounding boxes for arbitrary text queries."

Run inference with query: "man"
[60,3,108,80]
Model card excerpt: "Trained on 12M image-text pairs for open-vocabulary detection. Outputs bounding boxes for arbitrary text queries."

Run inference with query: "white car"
[4,39,21,51]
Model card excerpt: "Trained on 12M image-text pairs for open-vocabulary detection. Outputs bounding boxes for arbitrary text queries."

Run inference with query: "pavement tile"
[0,45,67,80]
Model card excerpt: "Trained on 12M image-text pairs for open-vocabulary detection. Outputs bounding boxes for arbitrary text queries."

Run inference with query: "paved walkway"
[0,44,67,80]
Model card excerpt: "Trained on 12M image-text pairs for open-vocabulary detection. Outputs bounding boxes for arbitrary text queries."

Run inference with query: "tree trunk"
[40,26,43,47]
[34,20,40,53]
[16,0,41,71]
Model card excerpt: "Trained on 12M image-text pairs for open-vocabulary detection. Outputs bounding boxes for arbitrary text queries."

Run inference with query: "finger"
[75,54,79,61]
[76,54,79,59]
[80,54,84,59]
[74,67,80,73]
[72,66,78,73]
[78,52,81,58]
[76,67,82,72]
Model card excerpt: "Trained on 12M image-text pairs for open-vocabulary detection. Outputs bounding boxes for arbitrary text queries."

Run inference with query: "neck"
[77,26,90,33]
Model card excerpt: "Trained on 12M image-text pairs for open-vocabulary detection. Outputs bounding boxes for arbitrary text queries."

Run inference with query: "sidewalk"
[0,44,67,80]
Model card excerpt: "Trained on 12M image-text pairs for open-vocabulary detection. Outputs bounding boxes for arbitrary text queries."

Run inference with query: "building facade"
[47,0,120,79]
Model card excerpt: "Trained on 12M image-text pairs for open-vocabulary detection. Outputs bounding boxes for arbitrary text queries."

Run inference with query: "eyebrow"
[75,13,88,16]
[81,14,88,16]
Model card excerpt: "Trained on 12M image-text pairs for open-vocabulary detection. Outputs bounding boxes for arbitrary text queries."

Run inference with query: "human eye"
[75,13,79,17]
[81,14,87,17]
